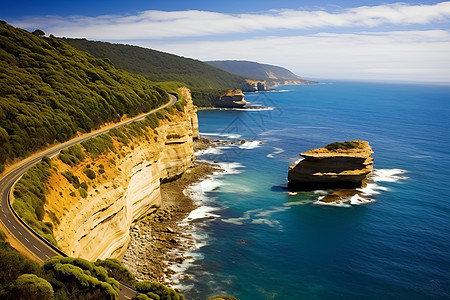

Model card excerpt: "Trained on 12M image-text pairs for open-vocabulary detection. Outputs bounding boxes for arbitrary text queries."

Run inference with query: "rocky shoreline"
[122,138,218,285]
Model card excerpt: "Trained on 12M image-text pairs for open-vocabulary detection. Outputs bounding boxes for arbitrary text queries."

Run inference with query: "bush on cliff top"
[325,141,360,151]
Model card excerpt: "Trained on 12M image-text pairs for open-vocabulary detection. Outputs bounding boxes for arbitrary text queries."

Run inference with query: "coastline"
[122,138,219,285]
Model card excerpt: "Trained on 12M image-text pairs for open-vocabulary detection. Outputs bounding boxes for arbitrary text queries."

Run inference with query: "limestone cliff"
[288,141,374,190]
[43,87,198,260]
[213,89,246,108]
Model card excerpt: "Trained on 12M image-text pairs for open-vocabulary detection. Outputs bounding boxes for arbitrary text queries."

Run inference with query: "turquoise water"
[179,81,450,299]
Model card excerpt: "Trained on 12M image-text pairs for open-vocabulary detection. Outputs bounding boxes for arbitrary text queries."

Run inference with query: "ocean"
[175,81,450,299]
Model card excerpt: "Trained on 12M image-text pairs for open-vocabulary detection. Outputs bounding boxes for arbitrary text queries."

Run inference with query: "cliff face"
[244,79,313,91]
[288,141,374,190]
[213,89,246,108]
[43,87,198,260]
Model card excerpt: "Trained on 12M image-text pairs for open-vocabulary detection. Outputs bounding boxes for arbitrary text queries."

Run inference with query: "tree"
[31,29,45,37]
[11,274,54,300]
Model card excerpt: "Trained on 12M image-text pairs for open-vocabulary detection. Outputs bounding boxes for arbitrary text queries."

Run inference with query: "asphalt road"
[0,94,177,300]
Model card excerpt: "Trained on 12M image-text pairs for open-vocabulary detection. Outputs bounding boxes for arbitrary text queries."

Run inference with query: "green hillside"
[62,38,247,90]
[0,21,170,170]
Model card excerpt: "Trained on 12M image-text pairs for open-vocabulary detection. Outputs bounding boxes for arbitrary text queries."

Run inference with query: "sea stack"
[288,140,374,190]
[213,89,246,108]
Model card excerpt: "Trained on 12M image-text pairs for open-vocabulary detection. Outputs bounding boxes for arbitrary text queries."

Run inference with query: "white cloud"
[8,2,450,82]
[11,2,450,40]
[141,30,450,82]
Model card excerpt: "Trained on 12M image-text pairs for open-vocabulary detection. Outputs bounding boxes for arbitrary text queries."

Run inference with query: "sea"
[174,80,450,299]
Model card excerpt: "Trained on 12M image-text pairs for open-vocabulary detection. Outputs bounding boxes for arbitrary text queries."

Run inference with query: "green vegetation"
[62,170,80,188]
[12,160,56,244]
[325,141,361,151]
[83,168,97,180]
[0,21,171,171]
[134,281,185,300]
[0,234,185,300]
[58,145,85,166]
[62,38,247,90]
[81,134,116,159]
[190,88,226,107]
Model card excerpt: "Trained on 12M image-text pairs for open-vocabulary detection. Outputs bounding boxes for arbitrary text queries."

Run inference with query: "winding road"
[0,94,177,299]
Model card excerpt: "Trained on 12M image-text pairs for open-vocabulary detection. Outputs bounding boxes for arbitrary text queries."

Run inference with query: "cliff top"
[301,140,373,158]
[222,89,244,96]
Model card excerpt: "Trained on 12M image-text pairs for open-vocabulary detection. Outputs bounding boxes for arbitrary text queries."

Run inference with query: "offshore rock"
[213,89,246,108]
[288,141,374,190]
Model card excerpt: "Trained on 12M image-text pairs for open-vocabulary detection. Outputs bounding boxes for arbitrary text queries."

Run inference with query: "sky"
[2,0,450,82]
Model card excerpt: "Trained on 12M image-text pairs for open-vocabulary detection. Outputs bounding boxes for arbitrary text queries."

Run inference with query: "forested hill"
[0,21,169,171]
[62,38,247,90]
[206,60,314,83]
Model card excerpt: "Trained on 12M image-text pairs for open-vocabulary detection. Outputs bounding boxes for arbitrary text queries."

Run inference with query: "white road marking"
[12,225,16,229]
[124,296,131,299]
[33,245,41,252]
[18,231,22,235]
[25,237,30,242]
[45,255,50,259]
[7,219,10,223]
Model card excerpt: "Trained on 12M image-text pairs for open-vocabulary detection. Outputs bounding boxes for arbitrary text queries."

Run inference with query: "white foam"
[349,194,375,205]
[199,132,242,139]
[357,183,389,196]
[194,148,223,156]
[372,168,409,182]
[238,140,263,149]
[215,161,245,174]
[313,199,352,207]
[267,147,285,158]
[222,106,275,111]
[184,205,220,222]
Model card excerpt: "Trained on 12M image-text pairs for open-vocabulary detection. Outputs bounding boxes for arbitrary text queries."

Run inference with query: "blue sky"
[2,1,450,82]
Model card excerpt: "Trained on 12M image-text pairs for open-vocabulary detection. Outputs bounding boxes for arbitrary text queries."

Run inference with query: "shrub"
[41,156,51,166]
[325,141,361,151]
[81,134,115,159]
[78,188,87,198]
[84,168,96,180]
[62,171,80,188]
[80,182,88,190]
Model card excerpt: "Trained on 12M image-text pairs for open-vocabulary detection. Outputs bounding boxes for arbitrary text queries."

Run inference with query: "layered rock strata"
[44,87,198,261]
[213,89,246,108]
[288,141,374,190]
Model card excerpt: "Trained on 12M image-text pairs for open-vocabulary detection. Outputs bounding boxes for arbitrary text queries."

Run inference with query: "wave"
[371,168,409,182]
[312,168,408,207]
[267,147,285,158]
[238,140,263,150]
[199,132,242,139]
[216,106,275,111]
[194,148,224,156]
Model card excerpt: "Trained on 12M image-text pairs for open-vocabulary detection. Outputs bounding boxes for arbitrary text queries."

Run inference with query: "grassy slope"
[62,38,247,89]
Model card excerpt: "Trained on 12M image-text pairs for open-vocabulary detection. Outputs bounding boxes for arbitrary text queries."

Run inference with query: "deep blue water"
[179,81,450,299]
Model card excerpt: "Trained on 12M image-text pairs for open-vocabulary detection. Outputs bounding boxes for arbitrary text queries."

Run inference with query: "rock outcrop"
[213,89,246,108]
[44,87,198,261]
[288,141,374,190]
